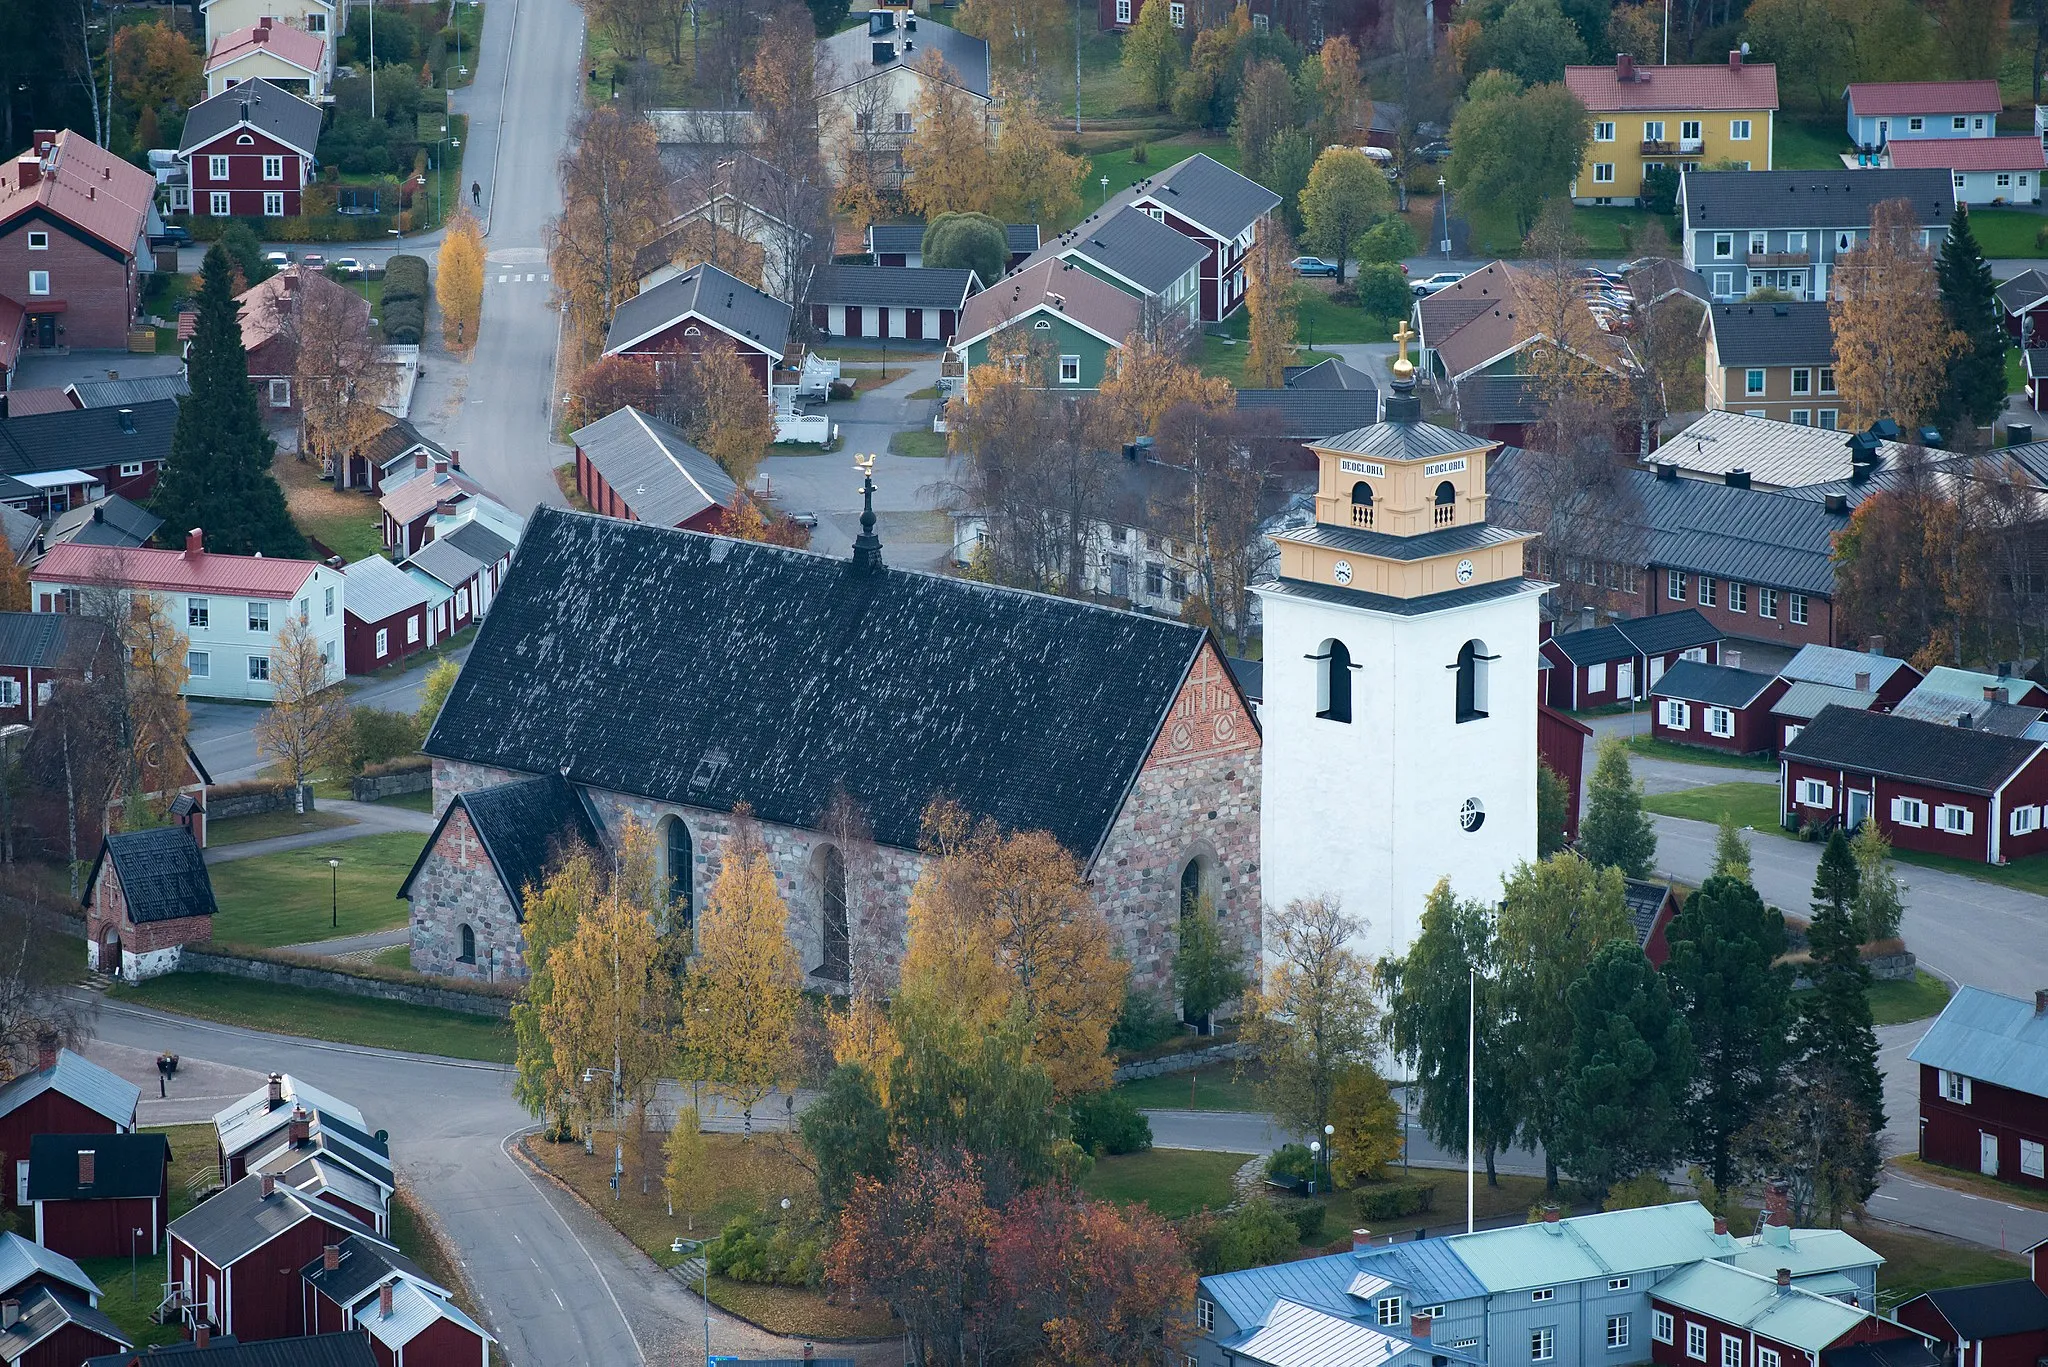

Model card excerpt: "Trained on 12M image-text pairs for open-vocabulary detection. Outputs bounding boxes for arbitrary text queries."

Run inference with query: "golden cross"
[1392,320,1416,367]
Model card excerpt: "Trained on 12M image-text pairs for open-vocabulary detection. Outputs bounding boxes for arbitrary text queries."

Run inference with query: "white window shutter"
[1963,1076,1973,1103]
[1891,796,1905,823]
[1963,807,1976,835]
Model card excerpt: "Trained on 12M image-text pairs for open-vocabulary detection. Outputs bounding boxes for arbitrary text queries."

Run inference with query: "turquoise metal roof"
[1908,986,2048,1097]
[1723,1228,1882,1280]
[1445,1201,1727,1292]
[1652,1261,1880,1352]
[1203,1251,1360,1332]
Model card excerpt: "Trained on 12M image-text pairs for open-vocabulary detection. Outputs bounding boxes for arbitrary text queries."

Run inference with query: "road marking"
[501,1126,648,1366]
[525,273,535,281]
[497,275,507,283]
[1872,1193,1900,1200]
[541,273,550,281]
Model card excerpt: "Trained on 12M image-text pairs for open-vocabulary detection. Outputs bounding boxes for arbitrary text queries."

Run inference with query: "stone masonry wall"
[410,787,525,982]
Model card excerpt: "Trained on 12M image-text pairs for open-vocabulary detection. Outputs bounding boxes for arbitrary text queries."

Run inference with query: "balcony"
[1679,137,1705,154]
[1640,139,1675,155]
[1746,250,1812,268]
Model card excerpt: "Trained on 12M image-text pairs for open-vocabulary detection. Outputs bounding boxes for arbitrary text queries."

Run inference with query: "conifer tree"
[1794,832,1885,1197]
[1554,938,1694,1197]
[1934,203,2007,434]
[153,244,305,557]
[1579,737,1657,878]
[1711,812,1753,884]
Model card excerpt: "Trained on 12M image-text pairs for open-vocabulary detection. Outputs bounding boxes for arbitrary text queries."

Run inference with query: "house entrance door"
[1982,1131,2000,1176]
[1847,790,1872,830]
[1649,657,1666,685]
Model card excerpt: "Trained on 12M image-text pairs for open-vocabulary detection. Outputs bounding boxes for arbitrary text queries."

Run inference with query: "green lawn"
[1080,1148,1252,1219]
[1641,781,1782,830]
[1220,289,1390,347]
[207,832,425,948]
[1198,336,1342,386]
[1115,1062,1267,1112]
[207,808,357,847]
[1967,209,2048,258]
[887,428,948,457]
[109,972,514,1063]
[1293,1168,1560,1247]
[1570,206,1669,256]
[1867,970,1952,1026]
[1864,1225,2025,1305]
[79,1255,185,1351]
[1891,844,2048,896]
[1624,734,1780,771]
[372,943,413,970]
[1773,114,1847,171]
[2008,346,2026,398]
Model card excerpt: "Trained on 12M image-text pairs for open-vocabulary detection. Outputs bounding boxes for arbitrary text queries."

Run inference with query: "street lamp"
[1324,1123,1336,1189]
[131,1227,145,1295]
[1100,174,1110,207]
[672,1233,711,1365]
[1308,1140,1322,1196]
[327,858,340,928]
[1437,174,1451,260]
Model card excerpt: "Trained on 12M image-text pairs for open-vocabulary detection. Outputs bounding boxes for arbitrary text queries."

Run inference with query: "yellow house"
[1564,53,1778,205]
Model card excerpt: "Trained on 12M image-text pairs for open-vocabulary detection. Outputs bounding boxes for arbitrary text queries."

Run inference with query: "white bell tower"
[1255,325,1546,965]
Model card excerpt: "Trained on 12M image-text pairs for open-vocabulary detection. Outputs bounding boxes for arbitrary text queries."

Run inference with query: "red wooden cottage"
[0,1048,138,1217]
[1781,707,2048,862]
[0,129,155,361]
[338,556,431,676]
[1896,1279,2048,1367]
[341,419,447,496]
[1650,660,1789,755]
[0,1232,101,1309]
[0,1283,130,1366]
[302,1238,493,1367]
[177,80,322,221]
[166,1173,396,1343]
[0,612,110,726]
[248,1109,394,1238]
[27,1131,170,1259]
[1541,608,1722,709]
[1910,985,2048,1191]
[238,268,373,420]
[1650,1259,1937,1367]
[1999,267,2048,348]
[1094,154,1280,322]
[1771,643,1921,751]
[1625,878,1680,967]
[570,406,738,531]
[601,261,791,394]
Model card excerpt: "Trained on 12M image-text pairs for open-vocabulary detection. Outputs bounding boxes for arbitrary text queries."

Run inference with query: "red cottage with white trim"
[602,261,792,394]
[27,1131,170,1260]
[1112,154,1280,323]
[177,79,322,220]
[1650,1259,1937,1367]
[1910,986,2048,1193]
[0,1047,139,1216]
[0,130,154,366]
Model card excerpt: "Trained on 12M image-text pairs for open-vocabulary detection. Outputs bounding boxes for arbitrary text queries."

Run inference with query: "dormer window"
[1312,638,1355,723]
[1350,481,1374,527]
[1375,1296,1403,1327]
[1433,479,1456,527]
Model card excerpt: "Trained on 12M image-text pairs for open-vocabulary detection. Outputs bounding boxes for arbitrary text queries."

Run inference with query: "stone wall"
[180,947,513,1018]
[351,767,432,802]
[209,783,317,822]
[1111,1041,1252,1083]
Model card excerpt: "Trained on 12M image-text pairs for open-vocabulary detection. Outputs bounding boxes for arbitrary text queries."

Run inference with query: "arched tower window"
[1456,639,1493,722]
[1434,480,1457,527]
[663,816,694,929]
[1313,639,1354,723]
[458,924,476,964]
[1350,481,1374,528]
[818,845,849,983]
[1180,857,1205,916]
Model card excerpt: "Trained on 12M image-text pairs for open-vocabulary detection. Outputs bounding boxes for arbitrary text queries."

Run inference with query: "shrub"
[1274,1197,1326,1242]
[1354,263,1413,321]
[1070,1090,1153,1155]
[1358,216,1418,264]
[1109,986,1181,1054]
[1215,1200,1299,1271]
[704,1213,824,1287]
[1131,141,1149,165]
[336,706,421,773]
[1353,1181,1435,1221]
[383,253,430,305]
[380,297,426,345]
[360,754,432,779]
[1266,1144,1316,1185]
[1640,164,1681,216]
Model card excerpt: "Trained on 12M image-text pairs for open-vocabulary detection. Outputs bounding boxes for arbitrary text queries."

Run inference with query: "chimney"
[1352,1228,1373,1252]
[1542,1206,1562,1229]
[1411,1313,1434,1340]
[323,1244,340,1272]
[195,1324,210,1348]
[1713,1216,1729,1236]
[1617,52,1635,81]
[2035,988,2048,1015]
[1854,671,1871,692]
[1776,1267,1792,1289]
[1729,47,1743,68]
[267,1072,283,1106]
[1763,1181,1792,1245]
[1824,493,1849,515]
[1723,469,1751,489]
[435,500,459,517]
[288,1106,310,1146]
[259,1172,275,1197]
[432,455,450,475]
[36,1034,57,1071]
[449,450,460,469]
[1,1300,18,1332]
[78,1148,95,1185]
[87,185,95,201]
[1655,461,1679,481]
[1986,685,2005,703]
[379,1283,394,1318]
[415,452,428,470]
[185,528,205,558]
[13,154,39,191]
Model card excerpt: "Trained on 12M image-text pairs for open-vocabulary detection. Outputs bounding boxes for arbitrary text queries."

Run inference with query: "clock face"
[1333,560,1353,586]
[1456,559,1475,584]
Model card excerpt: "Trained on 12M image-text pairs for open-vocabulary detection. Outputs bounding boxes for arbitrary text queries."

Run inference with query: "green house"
[952,258,1142,391]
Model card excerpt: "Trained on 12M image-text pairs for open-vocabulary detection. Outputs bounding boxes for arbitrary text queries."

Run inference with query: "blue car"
[1291,256,1341,278]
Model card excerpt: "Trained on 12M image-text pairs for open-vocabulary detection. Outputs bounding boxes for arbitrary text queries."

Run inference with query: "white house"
[1845,80,2002,147]
[204,20,328,100]
[1888,136,2047,205]
[29,531,343,701]
[815,10,990,184]
[200,0,341,83]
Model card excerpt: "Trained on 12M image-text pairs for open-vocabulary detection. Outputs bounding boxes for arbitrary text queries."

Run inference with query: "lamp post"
[327,858,340,928]
[1308,1140,1321,1196]
[1324,1123,1336,1189]
[131,1226,145,1295]
[1438,174,1451,260]
[672,1234,711,1365]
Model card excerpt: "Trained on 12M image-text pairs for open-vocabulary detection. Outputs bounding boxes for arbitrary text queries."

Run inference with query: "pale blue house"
[1844,81,2002,148]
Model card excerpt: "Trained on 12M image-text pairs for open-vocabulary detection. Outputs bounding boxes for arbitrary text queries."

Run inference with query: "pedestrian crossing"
[495,272,550,284]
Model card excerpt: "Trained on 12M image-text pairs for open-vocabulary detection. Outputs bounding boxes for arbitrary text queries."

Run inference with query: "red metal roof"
[0,130,154,258]
[206,21,327,76]
[1563,60,1779,112]
[1845,80,2003,116]
[33,539,321,598]
[2,388,72,416]
[1887,136,2047,171]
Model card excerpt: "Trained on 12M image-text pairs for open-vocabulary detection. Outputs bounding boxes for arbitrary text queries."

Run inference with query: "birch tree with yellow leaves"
[436,208,485,350]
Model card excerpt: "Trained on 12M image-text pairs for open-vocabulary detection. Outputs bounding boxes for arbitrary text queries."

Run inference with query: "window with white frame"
[1607,1316,1630,1350]
[1818,409,1839,429]
[1954,116,1969,130]
[1714,233,1734,258]
[25,231,46,250]
[269,379,291,407]
[1589,661,1608,692]
[1942,1069,1972,1103]
[1668,569,1687,600]
[248,655,270,682]
[1168,1,1184,22]
[1115,0,1130,20]
[1686,1325,1709,1361]
[1791,368,1811,394]
[1999,173,2014,188]
[1795,778,1832,808]
[187,650,210,678]
[263,191,283,217]
[1729,582,1748,612]
[0,680,19,709]
[210,192,231,216]
[1375,1297,1403,1327]
[407,616,420,643]
[119,461,144,478]
[1791,410,1811,426]
[374,628,388,658]
[1789,593,1809,625]
[1758,1350,1781,1367]
[1643,120,1666,142]
[27,271,48,296]
[1936,804,1973,835]
[1722,1334,1743,1367]
[1059,355,1081,383]
[1594,164,1616,184]
[1197,1299,1214,1332]
[1532,1289,1554,1303]
[1681,119,1702,141]
[247,601,270,632]
[1250,10,1267,26]
[2023,1139,2045,1178]
[1531,1328,1554,1361]
[1595,121,1616,141]
[1758,586,1778,618]
[1731,119,1751,139]
[324,586,334,616]
[457,587,471,615]
[209,155,230,180]
[1838,231,1855,251]
[1653,1312,1675,1344]
[262,155,283,180]
[1745,369,1765,395]
[2013,805,2041,836]
[1699,576,1718,607]
[1749,231,1767,255]
[296,596,308,625]
[1909,116,1924,130]
[1417,1305,1446,1319]
[188,597,209,628]
[1893,796,1928,827]
[893,111,912,133]
[1609,1278,1632,1292]
[1660,699,1692,730]
[306,10,325,29]
[1706,707,1735,738]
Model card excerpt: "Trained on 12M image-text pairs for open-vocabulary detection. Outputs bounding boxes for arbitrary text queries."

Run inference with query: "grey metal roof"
[1226,656,1263,703]
[1997,267,2048,313]
[817,10,991,100]
[811,264,979,310]
[1616,608,1722,656]
[1911,984,2048,1098]
[1054,204,1209,296]
[178,79,323,157]
[26,1131,168,1201]
[1679,168,1956,232]
[1892,692,2043,735]
[0,1050,139,1129]
[83,826,217,924]
[0,611,108,670]
[265,1152,387,1218]
[1914,1280,2048,1340]
[65,374,189,408]
[1128,153,1283,241]
[402,536,485,591]
[1782,704,2043,794]
[248,1114,392,1192]
[1316,418,1492,462]
[356,1278,492,1350]
[1452,373,1543,427]
[0,506,36,559]
[169,1173,389,1267]
[1283,521,1525,563]
[604,261,791,358]
[1781,643,1914,690]
[1707,300,1836,368]
[866,220,1039,256]
[340,555,431,625]
[441,519,515,567]
[1256,573,1541,618]
[1235,388,1380,439]
[0,1231,96,1304]
[1233,1297,1466,1367]
[213,1077,367,1155]
[86,1334,380,1367]
[1772,679,1873,720]
[1659,411,1911,490]
[1285,359,1376,391]
[1624,878,1674,948]
[42,494,164,554]
[1626,258,1710,306]
[569,406,738,529]
[0,1283,128,1360]
[1650,659,1780,708]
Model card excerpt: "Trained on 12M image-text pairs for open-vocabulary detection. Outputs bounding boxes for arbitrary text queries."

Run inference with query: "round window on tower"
[1459,798,1486,833]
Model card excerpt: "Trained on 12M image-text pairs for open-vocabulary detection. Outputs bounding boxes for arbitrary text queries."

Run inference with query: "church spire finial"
[1384,320,1422,423]
[851,453,883,574]
[1391,319,1417,386]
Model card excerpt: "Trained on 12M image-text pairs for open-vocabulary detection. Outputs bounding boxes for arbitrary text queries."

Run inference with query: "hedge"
[206,777,302,801]
[1354,1181,1436,1221]
[380,297,426,344]
[383,253,430,305]
[361,754,432,779]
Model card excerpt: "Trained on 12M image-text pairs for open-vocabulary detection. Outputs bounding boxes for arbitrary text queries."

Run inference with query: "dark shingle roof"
[178,79,324,157]
[1,1284,128,1360]
[1285,359,1375,390]
[604,261,791,358]
[1226,656,1262,703]
[1053,204,1209,295]
[818,12,991,100]
[1623,878,1673,949]
[86,1333,379,1367]
[1997,267,2048,313]
[1708,300,1836,368]
[26,1131,168,1201]
[300,1234,440,1307]
[569,406,738,529]
[1821,1341,1943,1367]
[1915,1280,2048,1340]
[440,520,515,566]
[1617,608,1722,656]
[1234,388,1379,438]
[82,826,217,922]
[362,417,446,471]
[1626,258,1711,306]
[400,774,603,917]
[1315,418,1492,462]
[867,221,1039,256]
[1129,154,1282,240]
[423,509,1212,856]
[1680,168,1956,232]
[0,398,175,479]
[0,612,108,669]
[1650,659,1780,708]
[1550,622,1632,666]
[41,495,164,555]
[169,1174,387,1268]
[811,264,979,309]
[1782,705,2043,795]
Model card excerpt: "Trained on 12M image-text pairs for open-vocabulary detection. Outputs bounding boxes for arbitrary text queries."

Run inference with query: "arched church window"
[663,816,694,928]
[458,923,476,964]
[1180,857,1205,916]
[1312,639,1355,723]
[1434,480,1457,527]
[1455,639,1495,722]
[1350,481,1374,528]
[819,845,849,983]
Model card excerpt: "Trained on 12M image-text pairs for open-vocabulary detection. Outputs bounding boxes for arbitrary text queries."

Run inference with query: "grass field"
[276,449,383,563]
[1624,735,1779,771]
[207,832,424,948]
[207,809,357,847]
[1968,208,2048,258]
[1114,1062,1267,1112]
[1080,1148,1251,1219]
[1641,781,1782,830]
[887,428,947,458]
[1198,336,1342,386]
[1570,206,1667,256]
[372,943,414,970]
[72,1122,235,1346]
[109,972,515,1063]
[1295,1168,1558,1246]
[1218,287,1390,347]
[2009,346,2026,398]
[1773,115,1847,171]
[1863,1225,2024,1304]
[1866,970,1953,1026]
[1073,136,1239,234]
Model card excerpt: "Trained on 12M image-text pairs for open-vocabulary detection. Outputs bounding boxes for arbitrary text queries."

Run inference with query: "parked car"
[300,252,325,271]
[1415,141,1452,163]
[1411,271,1465,297]
[789,511,821,529]
[1292,256,1342,278]
[147,225,192,249]
[330,257,365,276]
[263,250,291,268]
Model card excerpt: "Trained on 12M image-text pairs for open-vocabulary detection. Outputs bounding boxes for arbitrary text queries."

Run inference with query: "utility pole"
[1074,0,1082,134]
[369,0,378,119]
[1466,964,1476,1234]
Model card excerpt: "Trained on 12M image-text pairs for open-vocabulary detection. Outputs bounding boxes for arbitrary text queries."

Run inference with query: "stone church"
[400,503,1260,997]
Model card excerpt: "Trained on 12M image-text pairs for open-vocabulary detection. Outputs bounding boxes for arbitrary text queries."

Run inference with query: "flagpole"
[1467,963,1476,1235]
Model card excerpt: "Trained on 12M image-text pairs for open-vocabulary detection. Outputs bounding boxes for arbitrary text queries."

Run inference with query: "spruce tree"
[1711,812,1753,884]
[1935,203,2006,434]
[1796,832,1885,1179]
[154,244,306,558]
[1579,736,1657,878]
[1554,937,1694,1198]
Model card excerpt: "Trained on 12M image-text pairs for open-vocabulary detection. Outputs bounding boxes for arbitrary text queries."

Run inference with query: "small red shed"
[27,1131,170,1259]
[0,1047,138,1215]
[1895,1279,2048,1367]
[1909,986,2048,1192]
[1650,659,1789,755]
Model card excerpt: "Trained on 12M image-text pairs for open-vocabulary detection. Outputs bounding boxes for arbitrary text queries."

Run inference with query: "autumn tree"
[833,77,900,235]
[1171,7,1252,129]
[1242,223,1298,390]
[676,816,804,1129]
[997,1189,1199,1366]
[1447,71,1591,239]
[1299,147,1393,283]
[1932,0,2010,78]
[1096,333,1234,439]
[988,85,1084,227]
[1305,35,1369,148]
[513,846,606,1126]
[828,1150,1008,1362]
[1832,448,1991,662]
[1154,402,1278,649]
[681,345,775,490]
[902,52,993,219]
[547,102,671,344]
[1232,59,1296,186]
[958,0,1064,85]
[1242,896,1380,1134]
[567,355,659,431]
[252,617,343,815]
[278,272,393,473]
[437,208,485,350]
[124,593,191,812]
[662,1107,712,1229]
[1605,0,1665,63]
[944,370,1112,593]
[0,877,90,1076]
[1327,1064,1403,1184]
[0,556,28,614]
[109,20,200,127]
[1830,198,1963,428]
[1120,0,1185,111]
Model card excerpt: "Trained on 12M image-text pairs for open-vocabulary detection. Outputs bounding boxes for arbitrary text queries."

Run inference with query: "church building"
[1256,329,1545,964]
[403,491,1260,997]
